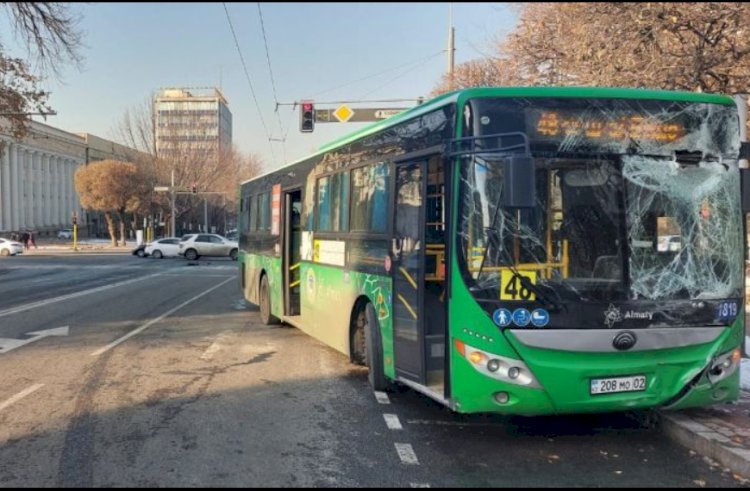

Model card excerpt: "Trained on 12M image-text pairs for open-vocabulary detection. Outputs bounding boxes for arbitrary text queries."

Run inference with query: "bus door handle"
[392,237,403,261]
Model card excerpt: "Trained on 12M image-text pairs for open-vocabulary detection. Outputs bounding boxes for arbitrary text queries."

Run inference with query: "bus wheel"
[364,303,389,391]
[259,275,280,325]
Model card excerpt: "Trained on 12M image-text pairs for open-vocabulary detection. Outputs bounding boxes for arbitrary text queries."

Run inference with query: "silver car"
[178,233,239,261]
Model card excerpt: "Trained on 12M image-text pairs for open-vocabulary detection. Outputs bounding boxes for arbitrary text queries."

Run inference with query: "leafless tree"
[432,2,750,97]
[0,2,82,140]
[1,2,82,74]
[112,98,263,235]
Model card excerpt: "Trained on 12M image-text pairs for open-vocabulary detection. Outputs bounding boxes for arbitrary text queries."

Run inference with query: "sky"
[4,2,518,172]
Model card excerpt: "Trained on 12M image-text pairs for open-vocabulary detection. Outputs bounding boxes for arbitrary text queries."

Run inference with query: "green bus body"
[239,87,745,416]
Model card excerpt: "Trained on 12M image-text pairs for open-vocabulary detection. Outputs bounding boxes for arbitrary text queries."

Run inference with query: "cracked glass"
[458,97,742,306]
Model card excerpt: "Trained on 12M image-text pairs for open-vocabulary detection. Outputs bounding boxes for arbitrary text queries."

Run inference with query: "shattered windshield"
[458,97,742,304]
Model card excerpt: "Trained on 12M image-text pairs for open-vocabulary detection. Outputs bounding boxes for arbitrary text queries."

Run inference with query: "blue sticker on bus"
[531,308,550,327]
[512,308,531,327]
[716,301,738,321]
[493,308,512,327]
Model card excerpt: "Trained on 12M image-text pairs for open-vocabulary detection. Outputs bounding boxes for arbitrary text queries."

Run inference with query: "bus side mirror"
[741,168,750,213]
[503,156,535,208]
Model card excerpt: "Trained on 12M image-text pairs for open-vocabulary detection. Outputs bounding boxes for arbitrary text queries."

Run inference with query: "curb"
[659,411,750,478]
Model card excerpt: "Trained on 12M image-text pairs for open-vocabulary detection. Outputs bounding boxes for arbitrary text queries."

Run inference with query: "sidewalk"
[21,238,133,254]
[659,356,750,479]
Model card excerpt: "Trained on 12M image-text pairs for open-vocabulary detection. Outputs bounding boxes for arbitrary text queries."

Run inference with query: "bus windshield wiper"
[504,262,565,313]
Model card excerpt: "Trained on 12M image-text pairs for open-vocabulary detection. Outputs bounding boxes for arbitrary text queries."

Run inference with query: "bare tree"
[431,58,512,97]
[1,2,82,74]
[0,2,82,139]
[432,3,750,96]
[112,98,263,235]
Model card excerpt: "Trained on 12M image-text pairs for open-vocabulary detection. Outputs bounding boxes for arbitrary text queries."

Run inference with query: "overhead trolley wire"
[222,2,278,167]
[257,2,288,164]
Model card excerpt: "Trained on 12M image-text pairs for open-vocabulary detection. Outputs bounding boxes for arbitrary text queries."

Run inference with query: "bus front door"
[283,189,302,316]
[391,161,427,384]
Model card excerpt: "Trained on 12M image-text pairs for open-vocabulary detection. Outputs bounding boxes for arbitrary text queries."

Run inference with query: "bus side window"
[250,195,257,231]
[351,163,390,233]
[317,172,350,232]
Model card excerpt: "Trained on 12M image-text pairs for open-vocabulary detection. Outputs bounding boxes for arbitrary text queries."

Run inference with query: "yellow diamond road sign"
[333,104,354,122]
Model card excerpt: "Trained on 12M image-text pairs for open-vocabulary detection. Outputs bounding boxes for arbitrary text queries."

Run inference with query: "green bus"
[238,87,746,416]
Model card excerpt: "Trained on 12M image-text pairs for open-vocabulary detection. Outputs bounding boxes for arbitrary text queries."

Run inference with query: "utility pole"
[448,3,456,91]
[204,197,208,233]
[170,169,176,237]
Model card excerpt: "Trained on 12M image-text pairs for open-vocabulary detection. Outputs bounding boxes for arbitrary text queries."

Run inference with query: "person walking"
[21,231,29,251]
[29,231,37,249]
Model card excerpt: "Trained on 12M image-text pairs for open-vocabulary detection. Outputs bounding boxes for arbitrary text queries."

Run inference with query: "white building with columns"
[0,119,147,236]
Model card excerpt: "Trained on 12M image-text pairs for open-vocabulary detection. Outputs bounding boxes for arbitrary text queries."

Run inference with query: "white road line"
[0,384,44,412]
[394,443,419,465]
[410,484,431,488]
[162,273,234,278]
[383,413,403,430]
[200,333,232,360]
[0,273,163,319]
[406,419,497,427]
[91,277,235,357]
[374,391,391,404]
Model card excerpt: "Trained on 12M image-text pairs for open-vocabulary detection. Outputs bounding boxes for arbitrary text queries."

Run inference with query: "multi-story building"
[0,119,148,236]
[154,87,232,164]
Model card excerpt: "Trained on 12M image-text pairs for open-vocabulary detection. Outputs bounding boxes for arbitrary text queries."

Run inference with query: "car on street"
[224,229,238,241]
[178,233,239,261]
[132,243,148,257]
[0,238,23,256]
[144,237,181,259]
[58,229,73,239]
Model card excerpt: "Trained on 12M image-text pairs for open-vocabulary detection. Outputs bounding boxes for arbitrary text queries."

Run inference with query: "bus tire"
[364,303,389,391]
[259,274,280,325]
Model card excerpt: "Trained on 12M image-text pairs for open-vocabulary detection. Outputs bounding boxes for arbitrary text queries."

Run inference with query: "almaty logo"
[604,304,623,328]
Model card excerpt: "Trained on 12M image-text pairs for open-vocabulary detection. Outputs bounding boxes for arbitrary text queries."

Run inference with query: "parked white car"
[144,237,181,259]
[178,233,239,261]
[58,229,73,239]
[0,238,23,256]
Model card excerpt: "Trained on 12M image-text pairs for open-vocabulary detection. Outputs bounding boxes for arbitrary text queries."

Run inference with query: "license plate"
[590,375,647,395]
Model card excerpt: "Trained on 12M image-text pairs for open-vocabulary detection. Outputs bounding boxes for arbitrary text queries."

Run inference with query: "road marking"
[374,391,391,404]
[0,273,163,319]
[410,484,430,488]
[200,332,232,360]
[0,326,69,354]
[0,384,44,412]
[162,273,234,278]
[91,277,235,356]
[406,419,498,427]
[384,413,403,430]
[394,443,419,465]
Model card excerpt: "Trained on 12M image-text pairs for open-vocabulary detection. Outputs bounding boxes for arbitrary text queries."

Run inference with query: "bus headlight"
[454,340,542,389]
[707,348,741,385]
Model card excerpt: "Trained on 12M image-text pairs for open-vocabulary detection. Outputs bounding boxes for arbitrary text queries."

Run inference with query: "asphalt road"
[0,253,745,487]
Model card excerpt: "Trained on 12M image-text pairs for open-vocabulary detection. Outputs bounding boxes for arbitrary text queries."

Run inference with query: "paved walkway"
[659,358,750,479]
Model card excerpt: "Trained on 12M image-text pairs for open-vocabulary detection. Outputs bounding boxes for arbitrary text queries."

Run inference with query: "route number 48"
[500,270,537,301]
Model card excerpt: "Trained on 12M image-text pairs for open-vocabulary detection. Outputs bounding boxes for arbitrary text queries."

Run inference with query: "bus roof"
[242,86,736,185]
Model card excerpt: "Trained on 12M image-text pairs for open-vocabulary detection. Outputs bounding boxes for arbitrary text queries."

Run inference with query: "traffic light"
[300,101,315,133]
[192,184,197,194]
